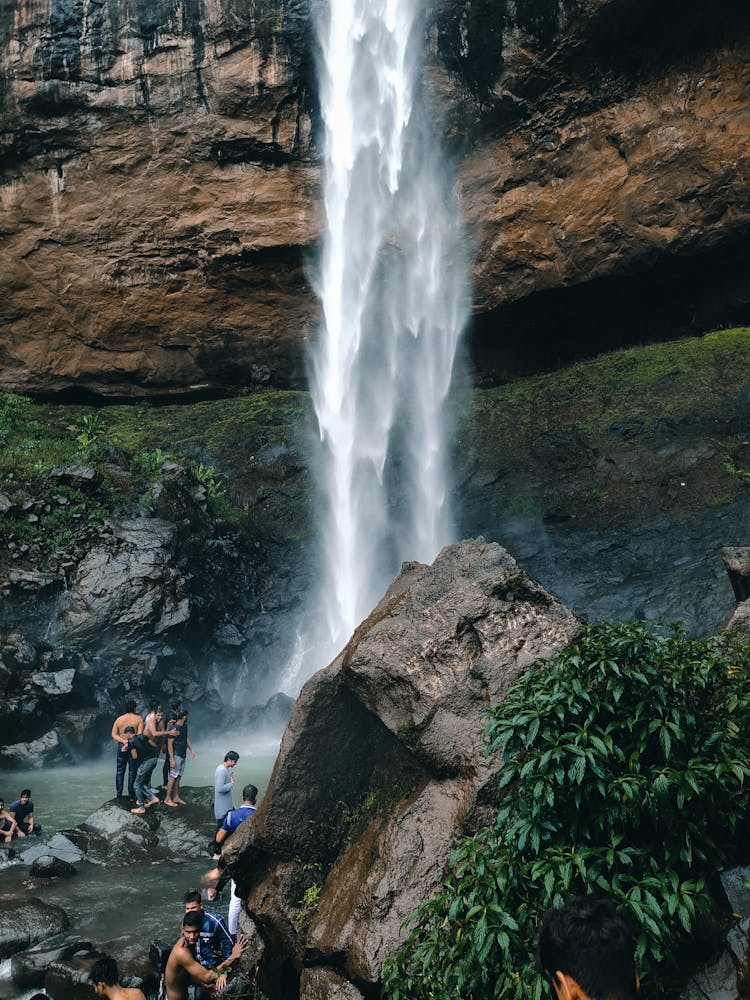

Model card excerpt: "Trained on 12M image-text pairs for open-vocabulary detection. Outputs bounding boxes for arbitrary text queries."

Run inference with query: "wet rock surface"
[225,539,583,994]
[44,949,158,1000]
[29,855,77,879]
[63,788,215,865]
[0,460,295,755]
[11,935,95,989]
[0,898,70,959]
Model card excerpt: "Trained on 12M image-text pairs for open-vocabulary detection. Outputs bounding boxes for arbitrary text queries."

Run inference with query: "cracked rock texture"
[1,0,749,395]
[222,538,583,997]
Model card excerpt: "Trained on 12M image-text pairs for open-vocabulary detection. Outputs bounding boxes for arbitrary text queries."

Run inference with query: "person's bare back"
[109,986,145,1000]
[112,712,143,742]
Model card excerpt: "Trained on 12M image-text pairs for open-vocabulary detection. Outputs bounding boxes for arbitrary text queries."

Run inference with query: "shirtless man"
[111,699,144,799]
[90,956,146,1000]
[165,912,247,1000]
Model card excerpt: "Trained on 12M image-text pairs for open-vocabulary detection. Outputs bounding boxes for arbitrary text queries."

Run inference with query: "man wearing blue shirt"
[214,784,258,934]
[183,887,233,972]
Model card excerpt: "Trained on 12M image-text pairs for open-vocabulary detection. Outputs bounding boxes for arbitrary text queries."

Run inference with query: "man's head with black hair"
[183,887,203,913]
[90,956,119,990]
[242,784,258,804]
[536,896,639,1000]
[181,909,202,947]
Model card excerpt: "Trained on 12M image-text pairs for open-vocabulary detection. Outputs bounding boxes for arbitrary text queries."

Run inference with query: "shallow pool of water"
[0,733,279,1000]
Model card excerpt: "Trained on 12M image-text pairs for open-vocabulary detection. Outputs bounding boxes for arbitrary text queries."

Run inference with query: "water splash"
[292,0,469,686]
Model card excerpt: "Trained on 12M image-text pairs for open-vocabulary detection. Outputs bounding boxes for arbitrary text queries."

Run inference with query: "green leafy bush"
[382,621,750,1000]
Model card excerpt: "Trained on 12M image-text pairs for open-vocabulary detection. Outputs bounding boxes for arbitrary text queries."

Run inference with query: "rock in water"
[29,855,77,878]
[224,538,583,995]
[0,898,70,959]
[11,936,94,989]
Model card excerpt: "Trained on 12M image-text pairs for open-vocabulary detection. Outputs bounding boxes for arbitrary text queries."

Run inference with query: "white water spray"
[294,0,469,684]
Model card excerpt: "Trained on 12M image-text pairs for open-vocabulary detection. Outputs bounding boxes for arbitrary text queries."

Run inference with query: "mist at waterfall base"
[280,0,470,692]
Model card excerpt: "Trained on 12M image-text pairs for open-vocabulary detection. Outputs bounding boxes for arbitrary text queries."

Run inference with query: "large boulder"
[0,898,70,959]
[11,936,94,989]
[44,949,158,1000]
[62,788,214,865]
[62,517,190,644]
[224,538,583,995]
[29,855,77,879]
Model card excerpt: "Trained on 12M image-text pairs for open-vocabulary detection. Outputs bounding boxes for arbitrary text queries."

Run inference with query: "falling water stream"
[290,0,469,684]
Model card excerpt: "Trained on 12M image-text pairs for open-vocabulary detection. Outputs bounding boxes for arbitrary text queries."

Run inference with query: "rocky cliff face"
[1,0,748,396]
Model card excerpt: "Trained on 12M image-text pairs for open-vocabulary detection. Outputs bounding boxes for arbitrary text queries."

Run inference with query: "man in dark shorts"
[165,708,196,807]
[165,912,246,1000]
[535,896,640,1000]
[9,789,40,835]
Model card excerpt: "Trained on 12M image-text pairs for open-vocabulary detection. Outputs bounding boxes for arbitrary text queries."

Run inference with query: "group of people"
[111,700,196,814]
[209,752,258,935]
[89,886,248,1000]
[0,789,39,842]
[88,894,638,1000]
[104,717,261,997]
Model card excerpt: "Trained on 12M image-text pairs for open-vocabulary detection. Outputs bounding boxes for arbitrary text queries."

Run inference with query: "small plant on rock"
[75,413,106,458]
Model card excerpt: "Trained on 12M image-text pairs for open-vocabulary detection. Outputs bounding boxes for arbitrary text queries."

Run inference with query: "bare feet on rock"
[164,799,178,807]
[174,798,187,805]
[131,807,146,815]
[145,798,160,808]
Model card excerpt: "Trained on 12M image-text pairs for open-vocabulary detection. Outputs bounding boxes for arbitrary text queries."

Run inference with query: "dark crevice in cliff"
[209,136,297,167]
[468,232,750,386]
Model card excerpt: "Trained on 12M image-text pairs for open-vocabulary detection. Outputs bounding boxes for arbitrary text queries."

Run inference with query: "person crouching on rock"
[128,711,178,814]
[0,797,20,843]
[127,731,161,815]
[9,789,40,836]
[165,912,247,1000]
[90,956,146,1000]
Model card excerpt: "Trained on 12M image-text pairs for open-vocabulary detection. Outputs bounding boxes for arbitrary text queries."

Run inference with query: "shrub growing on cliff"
[382,621,750,1000]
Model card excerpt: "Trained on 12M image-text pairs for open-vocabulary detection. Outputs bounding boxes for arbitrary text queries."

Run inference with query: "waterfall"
[293,0,469,685]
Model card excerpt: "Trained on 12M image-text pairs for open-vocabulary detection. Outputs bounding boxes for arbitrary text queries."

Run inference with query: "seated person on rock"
[9,789,40,836]
[536,896,640,1000]
[90,956,146,1000]
[0,796,20,843]
[183,887,234,972]
[165,912,246,1000]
